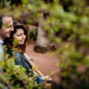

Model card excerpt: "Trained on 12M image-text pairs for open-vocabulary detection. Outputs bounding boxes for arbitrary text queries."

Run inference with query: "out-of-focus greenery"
[0,0,89,89]
[0,46,44,89]
[29,28,38,41]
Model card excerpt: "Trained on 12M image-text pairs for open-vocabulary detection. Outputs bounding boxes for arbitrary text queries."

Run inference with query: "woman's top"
[8,50,42,83]
[8,50,33,76]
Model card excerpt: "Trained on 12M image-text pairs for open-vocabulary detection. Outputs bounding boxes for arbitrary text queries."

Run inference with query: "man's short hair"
[0,13,5,29]
[0,15,3,29]
[0,14,13,29]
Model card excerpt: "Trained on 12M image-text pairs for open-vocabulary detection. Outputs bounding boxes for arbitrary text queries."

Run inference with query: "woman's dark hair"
[4,24,28,53]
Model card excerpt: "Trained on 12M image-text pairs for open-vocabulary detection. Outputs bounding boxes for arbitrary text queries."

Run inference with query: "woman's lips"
[20,39,25,43]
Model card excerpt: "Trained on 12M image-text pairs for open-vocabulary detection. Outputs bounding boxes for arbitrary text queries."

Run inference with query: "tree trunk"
[34,13,49,53]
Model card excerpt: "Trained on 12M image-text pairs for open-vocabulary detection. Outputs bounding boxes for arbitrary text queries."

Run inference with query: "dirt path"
[26,42,59,79]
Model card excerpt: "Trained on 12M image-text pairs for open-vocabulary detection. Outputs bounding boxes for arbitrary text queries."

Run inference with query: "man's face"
[1,16,14,38]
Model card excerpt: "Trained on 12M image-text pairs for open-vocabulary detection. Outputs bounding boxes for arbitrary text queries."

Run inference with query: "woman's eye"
[17,34,21,36]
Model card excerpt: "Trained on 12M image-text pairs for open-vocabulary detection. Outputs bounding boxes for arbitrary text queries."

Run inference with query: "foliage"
[0,46,44,89]
[29,28,38,41]
[0,0,89,89]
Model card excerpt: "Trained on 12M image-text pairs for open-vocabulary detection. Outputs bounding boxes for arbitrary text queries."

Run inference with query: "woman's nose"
[22,35,26,39]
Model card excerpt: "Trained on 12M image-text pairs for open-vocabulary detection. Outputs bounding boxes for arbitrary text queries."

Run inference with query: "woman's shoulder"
[14,51,20,55]
[13,51,22,58]
[8,50,21,57]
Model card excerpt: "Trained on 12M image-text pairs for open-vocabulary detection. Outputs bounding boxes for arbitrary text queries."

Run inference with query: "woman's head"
[11,25,27,45]
[5,24,28,53]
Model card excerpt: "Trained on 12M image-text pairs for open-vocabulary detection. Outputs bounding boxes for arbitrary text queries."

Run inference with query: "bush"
[0,47,44,89]
[0,0,89,89]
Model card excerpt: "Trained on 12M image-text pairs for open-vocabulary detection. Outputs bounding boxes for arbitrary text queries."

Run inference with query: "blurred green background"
[0,0,89,89]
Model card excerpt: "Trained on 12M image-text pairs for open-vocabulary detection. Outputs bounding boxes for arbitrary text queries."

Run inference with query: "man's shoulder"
[0,40,4,44]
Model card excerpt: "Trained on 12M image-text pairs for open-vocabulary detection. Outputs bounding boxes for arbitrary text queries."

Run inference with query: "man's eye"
[9,25,13,28]
[5,25,9,28]
[6,25,13,28]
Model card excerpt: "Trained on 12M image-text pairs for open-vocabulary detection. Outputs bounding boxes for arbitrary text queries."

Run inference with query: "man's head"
[0,15,14,40]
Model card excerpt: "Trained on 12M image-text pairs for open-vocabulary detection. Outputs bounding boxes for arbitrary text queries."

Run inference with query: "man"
[0,15,14,61]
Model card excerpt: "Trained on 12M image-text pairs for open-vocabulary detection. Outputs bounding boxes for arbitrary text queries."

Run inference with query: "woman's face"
[13,29,26,45]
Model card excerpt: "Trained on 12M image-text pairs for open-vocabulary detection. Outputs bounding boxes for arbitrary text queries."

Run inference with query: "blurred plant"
[0,45,44,89]
[29,28,38,41]
[0,0,89,88]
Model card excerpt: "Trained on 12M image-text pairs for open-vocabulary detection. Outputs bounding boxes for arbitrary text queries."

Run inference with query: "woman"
[4,24,33,76]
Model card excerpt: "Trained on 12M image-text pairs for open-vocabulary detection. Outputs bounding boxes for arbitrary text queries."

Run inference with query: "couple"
[0,15,52,84]
[0,15,33,75]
